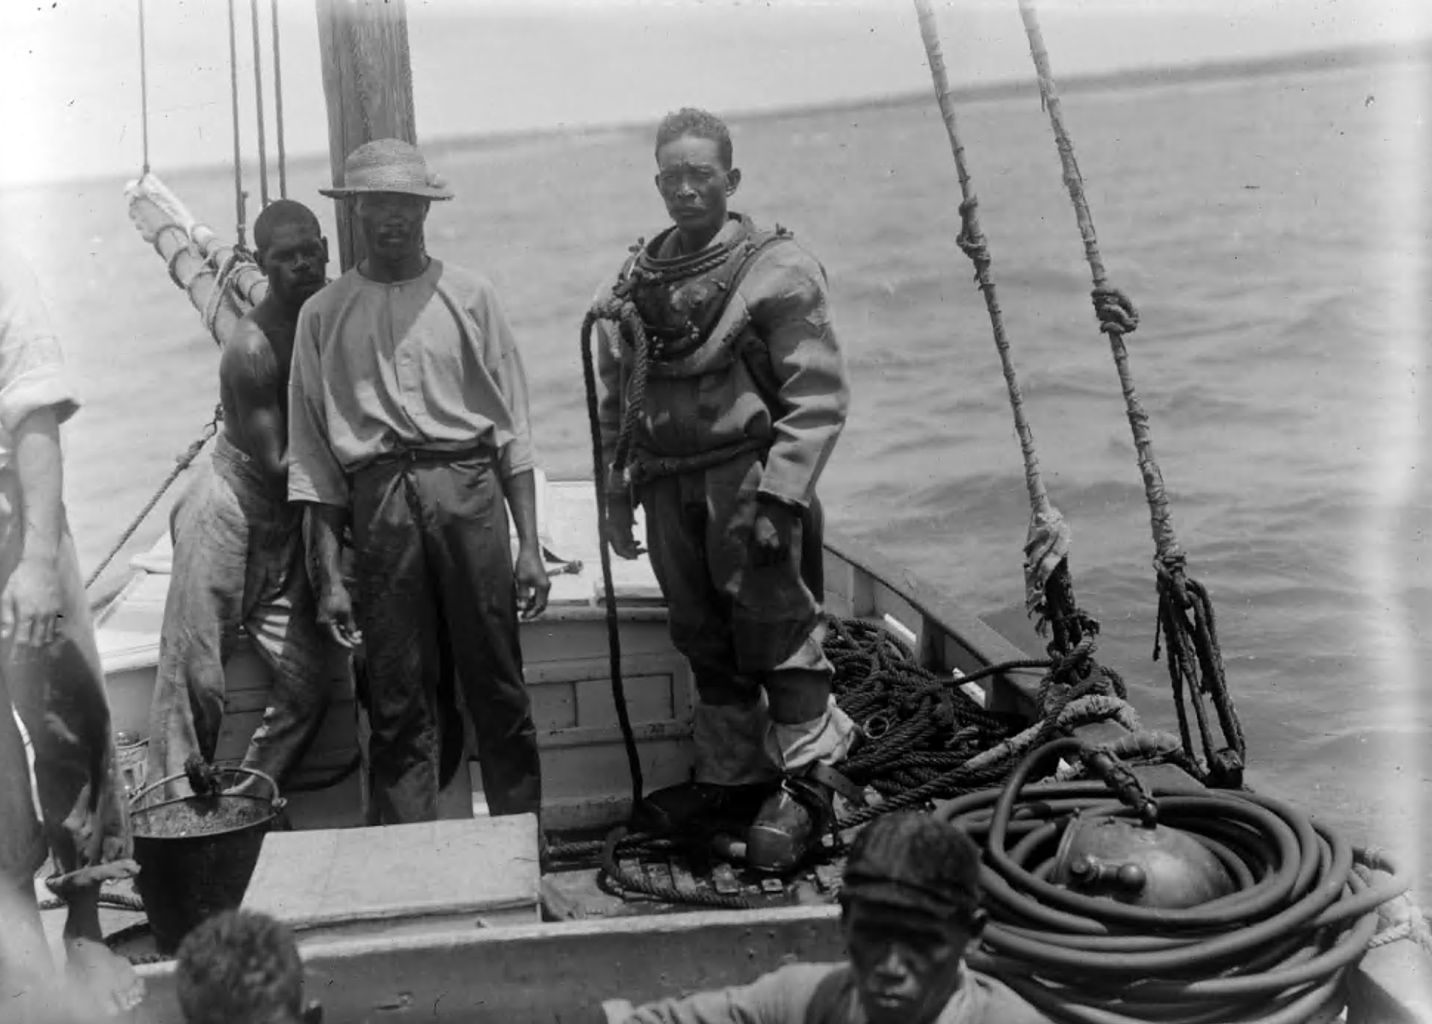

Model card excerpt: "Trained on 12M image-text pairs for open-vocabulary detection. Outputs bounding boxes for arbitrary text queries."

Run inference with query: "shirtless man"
[146,200,345,794]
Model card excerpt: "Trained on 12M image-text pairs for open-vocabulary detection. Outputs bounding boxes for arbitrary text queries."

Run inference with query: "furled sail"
[124,173,267,346]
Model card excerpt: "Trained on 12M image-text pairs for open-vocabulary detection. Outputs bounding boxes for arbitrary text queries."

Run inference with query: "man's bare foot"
[64,936,144,1017]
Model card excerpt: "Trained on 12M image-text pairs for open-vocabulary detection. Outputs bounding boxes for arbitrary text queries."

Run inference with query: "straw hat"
[319,138,454,200]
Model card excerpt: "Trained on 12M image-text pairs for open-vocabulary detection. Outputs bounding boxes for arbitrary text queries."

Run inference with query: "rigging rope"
[248,0,271,208]
[84,408,222,591]
[1015,0,1245,787]
[271,0,288,198]
[136,0,151,176]
[911,0,1098,660]
[225,0,248,248]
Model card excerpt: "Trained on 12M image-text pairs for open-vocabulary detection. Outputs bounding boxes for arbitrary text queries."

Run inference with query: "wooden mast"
[314,0,417,272]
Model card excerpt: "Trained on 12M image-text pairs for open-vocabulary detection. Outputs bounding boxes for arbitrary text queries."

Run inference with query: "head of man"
[175,910,320,1024]
[839,812,988,1024]
[653,107,740,249]
[354,191,430,267]
[319,139,451,276]
[253,200,327,307]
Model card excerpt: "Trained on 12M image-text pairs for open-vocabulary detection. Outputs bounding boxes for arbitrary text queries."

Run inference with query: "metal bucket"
[129,766,284,954]
[114,732,148,800]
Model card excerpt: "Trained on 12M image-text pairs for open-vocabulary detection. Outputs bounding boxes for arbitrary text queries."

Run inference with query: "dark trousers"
[350,451,541,823]
[640,451,832,718]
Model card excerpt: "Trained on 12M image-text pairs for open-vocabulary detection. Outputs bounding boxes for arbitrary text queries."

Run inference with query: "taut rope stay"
[1016,0,1246,787]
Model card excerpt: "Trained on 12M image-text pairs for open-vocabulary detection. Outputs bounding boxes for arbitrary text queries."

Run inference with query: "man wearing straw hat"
[0,245,143,1016]
[289,139,549,825]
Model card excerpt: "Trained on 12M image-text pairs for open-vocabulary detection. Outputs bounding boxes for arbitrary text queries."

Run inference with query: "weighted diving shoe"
[636,781,775,833]
[745,775,836,874]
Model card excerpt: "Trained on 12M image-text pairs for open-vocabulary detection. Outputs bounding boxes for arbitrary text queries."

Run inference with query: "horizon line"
[4,35,1425,197]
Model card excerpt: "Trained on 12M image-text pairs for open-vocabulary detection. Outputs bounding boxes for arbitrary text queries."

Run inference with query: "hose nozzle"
[1084,747,1158,826]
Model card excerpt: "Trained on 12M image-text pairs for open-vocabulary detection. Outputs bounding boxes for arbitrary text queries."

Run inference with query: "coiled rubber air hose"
[936,737,1411,1024]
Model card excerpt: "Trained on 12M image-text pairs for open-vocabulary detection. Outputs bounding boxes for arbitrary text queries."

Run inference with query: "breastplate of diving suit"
[615,214,793,453]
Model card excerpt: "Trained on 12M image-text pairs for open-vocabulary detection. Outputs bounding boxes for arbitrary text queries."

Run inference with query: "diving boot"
[745,774,837,874]
[636,781,775,834]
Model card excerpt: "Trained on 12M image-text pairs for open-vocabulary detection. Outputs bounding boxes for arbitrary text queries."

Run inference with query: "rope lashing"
[201,251,245,339]
[913,0,1096,658]
[1092,284,1139,335]
[954,196,990,274]
[85,407,222,591]
[1016,0,1246,786]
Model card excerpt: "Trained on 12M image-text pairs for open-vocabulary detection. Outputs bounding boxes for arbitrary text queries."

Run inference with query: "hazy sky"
[0,0,1425,189]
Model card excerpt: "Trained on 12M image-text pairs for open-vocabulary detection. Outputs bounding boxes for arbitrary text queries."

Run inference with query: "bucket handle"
[130,766,283,813]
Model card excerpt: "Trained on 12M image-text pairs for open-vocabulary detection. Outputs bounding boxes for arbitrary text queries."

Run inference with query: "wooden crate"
[241,815,542,943]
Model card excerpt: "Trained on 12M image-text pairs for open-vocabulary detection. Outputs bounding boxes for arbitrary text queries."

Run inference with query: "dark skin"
[306,191,549,646]
[221,218,329,482]
[605,132,792,566]
[842,899,987,1024]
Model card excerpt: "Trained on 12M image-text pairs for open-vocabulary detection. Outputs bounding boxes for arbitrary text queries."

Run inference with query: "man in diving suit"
[594,107,856,872]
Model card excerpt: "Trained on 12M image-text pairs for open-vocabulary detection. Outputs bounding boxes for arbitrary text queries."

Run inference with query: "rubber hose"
[935,738,1410,1024]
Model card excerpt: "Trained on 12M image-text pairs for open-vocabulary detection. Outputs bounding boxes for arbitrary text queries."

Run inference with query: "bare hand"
[1,553,63,648]
[604,503,644,561]
[750,500,794,568]
[515,543,550,619]
[316,583,362,649]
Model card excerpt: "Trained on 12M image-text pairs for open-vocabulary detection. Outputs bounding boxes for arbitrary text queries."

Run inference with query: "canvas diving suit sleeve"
[593,308,628,503]
[468,277,535,481]
[285,302,349,506]
[603,963,836,1024]
[745,243,849,509]
[0,251,79,436]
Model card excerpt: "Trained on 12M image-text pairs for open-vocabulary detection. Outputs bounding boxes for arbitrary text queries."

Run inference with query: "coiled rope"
[1016,0,1245,787]
[556,610,1172,909]
[939,737,1411,1024]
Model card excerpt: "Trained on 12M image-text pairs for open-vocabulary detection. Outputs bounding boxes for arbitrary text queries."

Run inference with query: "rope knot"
[1091,284,1139,336]
[954,195,990,277]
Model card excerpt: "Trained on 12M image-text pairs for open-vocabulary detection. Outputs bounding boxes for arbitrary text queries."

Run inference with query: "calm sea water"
[1,59,1427,893]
